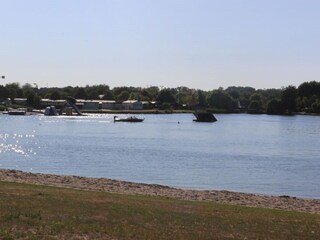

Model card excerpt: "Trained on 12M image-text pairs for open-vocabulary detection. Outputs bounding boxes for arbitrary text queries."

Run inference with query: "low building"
[13,98,27,105]
[101,100,122,110]
[142,101,155,109]
[122,100,143,110]
[40,99,66,108]
[77,100,100,110]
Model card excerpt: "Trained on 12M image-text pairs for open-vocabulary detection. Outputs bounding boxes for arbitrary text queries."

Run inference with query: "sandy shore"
[1,169,320,214]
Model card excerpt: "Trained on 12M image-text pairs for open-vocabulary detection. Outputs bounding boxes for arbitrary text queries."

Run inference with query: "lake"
[0,113,319,198]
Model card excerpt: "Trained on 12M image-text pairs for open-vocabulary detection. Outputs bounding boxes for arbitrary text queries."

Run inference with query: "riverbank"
[1,169,319,214]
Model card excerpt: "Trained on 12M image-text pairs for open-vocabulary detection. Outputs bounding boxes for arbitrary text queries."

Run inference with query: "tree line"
[1,81,320,114]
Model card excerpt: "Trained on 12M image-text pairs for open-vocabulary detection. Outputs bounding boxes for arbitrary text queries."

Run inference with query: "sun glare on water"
[0,133,38,157]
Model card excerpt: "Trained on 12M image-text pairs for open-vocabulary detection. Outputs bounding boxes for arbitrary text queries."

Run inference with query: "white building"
[40,99,66,107]
[122,100,143,110]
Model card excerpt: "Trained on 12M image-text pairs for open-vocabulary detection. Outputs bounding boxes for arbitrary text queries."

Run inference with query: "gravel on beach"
[1,169,320,214]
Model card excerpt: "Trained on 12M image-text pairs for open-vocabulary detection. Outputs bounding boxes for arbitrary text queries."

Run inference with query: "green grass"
[0,181,319,239]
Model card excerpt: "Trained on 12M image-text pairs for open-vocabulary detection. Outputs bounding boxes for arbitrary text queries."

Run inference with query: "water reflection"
[0,133,38,157]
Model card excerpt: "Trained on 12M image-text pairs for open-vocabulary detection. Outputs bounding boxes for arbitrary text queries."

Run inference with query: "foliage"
[248,100,263,114]
[281,86,297,114]
[311,99,320,113]
[206,89,236,110]
[74,87,88,99]
[1,81,320,114]
[157,88,176,104]
[117,90,130,102]
[50,91,61,100]
[298,81,320,97]
[267,99,284,115]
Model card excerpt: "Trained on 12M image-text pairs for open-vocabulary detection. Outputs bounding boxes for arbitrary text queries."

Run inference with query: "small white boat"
[114,116,144,122]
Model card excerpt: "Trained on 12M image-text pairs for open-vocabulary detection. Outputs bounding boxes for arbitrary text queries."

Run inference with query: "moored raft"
[193,112,217,122]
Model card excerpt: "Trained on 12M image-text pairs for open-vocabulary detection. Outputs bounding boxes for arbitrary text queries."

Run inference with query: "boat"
[7,108,27,115]
[193,112,217,122]
[114,116,144,122]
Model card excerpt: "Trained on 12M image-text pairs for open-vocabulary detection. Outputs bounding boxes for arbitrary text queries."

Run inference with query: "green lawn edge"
[1,181,319,240]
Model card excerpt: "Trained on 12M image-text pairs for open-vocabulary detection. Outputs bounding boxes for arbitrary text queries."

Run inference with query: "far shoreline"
[1,168,320,214]
[2,108,320,117]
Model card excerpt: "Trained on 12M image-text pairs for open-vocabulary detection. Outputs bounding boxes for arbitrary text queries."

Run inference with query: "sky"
[0,0,319,90]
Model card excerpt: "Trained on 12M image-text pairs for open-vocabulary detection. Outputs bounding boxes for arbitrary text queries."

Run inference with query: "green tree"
[5,83,20,101]
[206,89,236,110]
[197,90,207,107]
[22,83,35,97]
[0,85,10,101]
[281,86,297,114]
[248,100,263,113]
[312,99,320,113]
[26,92,35,106]
[186,91,198,106]
[248,93,264,113]
[266,99,284,115]
[74,87,88,99]
[117,91,130,102]
[102,89,114,100]
[50,91,61,100]
[298,81,320,98]
[157,88,176,104]
[143,86,159,101]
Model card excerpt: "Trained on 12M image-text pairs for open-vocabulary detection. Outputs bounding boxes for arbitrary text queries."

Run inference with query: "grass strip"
[0,181,319,239]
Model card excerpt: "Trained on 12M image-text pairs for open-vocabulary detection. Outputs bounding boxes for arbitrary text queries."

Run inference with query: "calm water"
[0,113,319,198]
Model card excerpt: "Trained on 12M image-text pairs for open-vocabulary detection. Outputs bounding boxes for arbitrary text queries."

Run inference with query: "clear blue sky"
[1,0,319,90]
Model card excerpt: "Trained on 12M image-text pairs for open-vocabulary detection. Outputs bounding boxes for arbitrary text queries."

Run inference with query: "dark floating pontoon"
[193,112,217,122]
[7,108,27,115]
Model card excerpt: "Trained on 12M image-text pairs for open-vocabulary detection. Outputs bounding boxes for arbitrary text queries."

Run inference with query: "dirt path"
[1,169,319,214]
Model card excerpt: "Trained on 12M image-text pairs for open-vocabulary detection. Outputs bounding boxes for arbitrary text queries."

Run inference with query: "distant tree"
[186,91,198,106]
[87,89,99,99]
[312,99,320,113]
[33,95,41,108]
[197,90,207,107]
[5,83,21,100]
[26,92,35,106]
[0,85,10,100]
[61,86,74,98]
[298,81,320,98]
[117,90,130,102]
[129,92,140,101]
[85,84,110,99]
[113,87,130,98]
[249,93,262,102]
[22,83,34,97]
[248,100,263,113]
[102,89,114,100]
[266,99,284,115]
[157,88,176,104]
[229,90,240,100]
[281,86,297,114]
[206,89,236,110]
[248,93,264,113]
[50,91,61,100]
[74,87,88,99]
[143,86,159,101]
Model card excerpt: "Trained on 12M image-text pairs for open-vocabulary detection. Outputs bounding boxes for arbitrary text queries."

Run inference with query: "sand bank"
[1,169,319,214]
